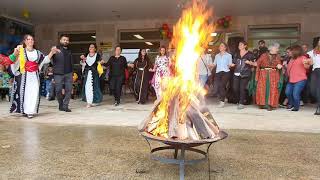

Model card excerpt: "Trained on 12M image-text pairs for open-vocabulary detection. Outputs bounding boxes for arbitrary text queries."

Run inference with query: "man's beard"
[60,43,69,47]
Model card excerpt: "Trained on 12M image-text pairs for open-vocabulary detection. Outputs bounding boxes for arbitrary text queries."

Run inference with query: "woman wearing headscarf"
[255,43,283,111]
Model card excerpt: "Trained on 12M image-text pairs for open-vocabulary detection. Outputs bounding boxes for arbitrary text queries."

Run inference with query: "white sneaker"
[27,114,34,119]
[237,104,245,110]
[218,101,225,108]
[300,101,304,106]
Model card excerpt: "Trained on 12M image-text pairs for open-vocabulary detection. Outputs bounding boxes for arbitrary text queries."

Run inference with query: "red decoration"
[162,23,169,31]
[225,16,232,21]
[160,23,173,39]
[216,15,232,29]
[167,31,173,39]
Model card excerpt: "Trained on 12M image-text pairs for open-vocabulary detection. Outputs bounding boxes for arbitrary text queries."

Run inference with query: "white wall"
[34,12,320,53]
[35,23,114,53]
[231,12,320,45]
[34,18,176,53]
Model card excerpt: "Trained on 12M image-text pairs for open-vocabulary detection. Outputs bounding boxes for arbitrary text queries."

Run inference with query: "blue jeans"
[285,80,307,110]
[199,75,208,87]
[45,80,52,96]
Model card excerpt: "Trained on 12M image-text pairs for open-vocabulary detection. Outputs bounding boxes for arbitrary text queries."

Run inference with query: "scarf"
[25,61,38,72]
[19,48,26,74]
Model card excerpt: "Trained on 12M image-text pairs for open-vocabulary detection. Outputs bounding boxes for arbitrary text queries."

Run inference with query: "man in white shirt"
[307,40,320,115]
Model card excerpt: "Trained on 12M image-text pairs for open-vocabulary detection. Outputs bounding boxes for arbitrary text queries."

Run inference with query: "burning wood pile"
[139,0,221,141]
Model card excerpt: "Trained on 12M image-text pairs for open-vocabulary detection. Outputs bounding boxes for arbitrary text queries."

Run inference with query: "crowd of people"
[210,39,320,115]
[0,33,319,119]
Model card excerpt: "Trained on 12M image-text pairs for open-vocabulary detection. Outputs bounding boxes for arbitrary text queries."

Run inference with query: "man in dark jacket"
[258,40,269,58]
[51,34,73,112]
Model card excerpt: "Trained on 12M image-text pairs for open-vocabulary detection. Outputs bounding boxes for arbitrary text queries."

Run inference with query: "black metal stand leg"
[179,146,185,180]
[208,149,211,180]
[174,147,179,159]
[140,131,227,180]
[207,143,213,180]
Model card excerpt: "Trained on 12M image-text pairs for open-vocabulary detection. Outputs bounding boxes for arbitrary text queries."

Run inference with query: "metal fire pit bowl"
[140,131,228,180]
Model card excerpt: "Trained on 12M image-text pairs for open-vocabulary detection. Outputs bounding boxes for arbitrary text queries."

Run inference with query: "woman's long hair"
[159,45,167,56]
[291,45,303,59]
[219,42,229,53]
[88,43,98,55]
[138,49,150,61]
[239,40,248,50]
[314,39,320,52]
[137,49,151,68]
[22,34,35,48]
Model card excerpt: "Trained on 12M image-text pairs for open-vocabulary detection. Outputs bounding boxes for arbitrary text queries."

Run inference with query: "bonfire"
[139,0,220,140]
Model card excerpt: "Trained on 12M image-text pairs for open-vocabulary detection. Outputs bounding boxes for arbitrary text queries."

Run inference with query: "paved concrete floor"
[0,122,319,180]
[0,95,319,133]
[1,95,320,179]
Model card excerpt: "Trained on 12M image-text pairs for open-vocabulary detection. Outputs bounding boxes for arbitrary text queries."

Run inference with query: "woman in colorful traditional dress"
[150,46,170,99]
[80,44,103,108]
[9,34,58,118]
[255,43,283,111]
[130,49,151,104]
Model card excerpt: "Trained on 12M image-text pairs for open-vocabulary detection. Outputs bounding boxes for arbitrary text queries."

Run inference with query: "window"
[120,30,161,41]
[121,49,140,63]
[119,29,162,63]
[121,48,159,64]
[0,16,33,55]
[248,24,300,54]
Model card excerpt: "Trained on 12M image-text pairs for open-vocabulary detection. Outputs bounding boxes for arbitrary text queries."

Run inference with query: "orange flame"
[151,0,214,138]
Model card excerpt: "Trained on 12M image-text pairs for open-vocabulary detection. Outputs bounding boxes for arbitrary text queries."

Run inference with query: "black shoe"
[279,104,286,108]
[64,108,72,112]
[286,105,293,109]
[139,101,145,105]
[315,107,320,115]
[59,103,64,111]
[114,102,120,106]
[291,108,299,112]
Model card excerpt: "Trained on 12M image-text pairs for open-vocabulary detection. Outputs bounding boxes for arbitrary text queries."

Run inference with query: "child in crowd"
[44,66,54,100]
[0,64,13,101]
